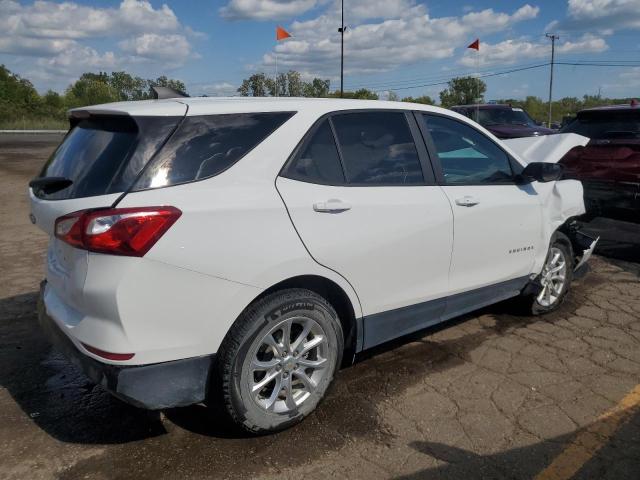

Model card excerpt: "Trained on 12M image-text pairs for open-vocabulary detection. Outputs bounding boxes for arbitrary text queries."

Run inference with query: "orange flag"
[276,26,292,41]
[467,38,480,50]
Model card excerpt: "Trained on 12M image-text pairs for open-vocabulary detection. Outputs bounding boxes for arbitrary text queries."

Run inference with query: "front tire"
[217,288,343,434]
[519,233,574,315]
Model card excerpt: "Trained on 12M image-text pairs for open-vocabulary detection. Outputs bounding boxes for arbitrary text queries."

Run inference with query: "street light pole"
[338,0,344,98]
[546,33,559,128]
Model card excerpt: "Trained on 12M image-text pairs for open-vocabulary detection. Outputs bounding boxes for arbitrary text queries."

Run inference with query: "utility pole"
[338,0,345,97]
[546,33,559,128]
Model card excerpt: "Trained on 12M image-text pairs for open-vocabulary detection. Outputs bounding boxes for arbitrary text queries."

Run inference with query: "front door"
[276,111,453,346]
[419,113,543,305]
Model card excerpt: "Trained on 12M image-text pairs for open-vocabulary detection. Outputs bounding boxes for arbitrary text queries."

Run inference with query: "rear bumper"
[37,281,214,410]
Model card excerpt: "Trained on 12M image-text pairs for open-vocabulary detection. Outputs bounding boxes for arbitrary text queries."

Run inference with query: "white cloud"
[602,66,640,94]
[119,34,193,62]
[37,44,118,74]
[0,0,201,89]
[196,82,238,96]
[260,2,541,76]
[550,0,640,34]
[0,0,180,41]
[459,35,608,67]
[220,0,322,21]
[0,36,76,56]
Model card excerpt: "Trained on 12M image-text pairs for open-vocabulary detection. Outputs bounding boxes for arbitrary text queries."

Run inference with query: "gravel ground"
[1,134,639,480]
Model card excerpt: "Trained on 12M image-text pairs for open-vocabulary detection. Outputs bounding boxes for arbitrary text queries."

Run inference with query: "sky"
[1,0,639,101]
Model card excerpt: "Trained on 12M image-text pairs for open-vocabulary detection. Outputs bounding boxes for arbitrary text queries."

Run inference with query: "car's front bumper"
[37,282,214,410]
[567,227,599,278]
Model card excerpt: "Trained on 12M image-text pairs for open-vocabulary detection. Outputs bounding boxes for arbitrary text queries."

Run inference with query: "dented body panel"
[503,134,593,274]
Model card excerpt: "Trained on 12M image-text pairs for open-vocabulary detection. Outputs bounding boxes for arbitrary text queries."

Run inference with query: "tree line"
[237,70,436,104]
[0,65,186,129]
[0,64,633,129]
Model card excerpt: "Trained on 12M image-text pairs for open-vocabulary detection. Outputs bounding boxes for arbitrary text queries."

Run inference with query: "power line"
[557,61,640,66]
[348,63,551,92]
[344,61,640,93]
[344,61,550,90]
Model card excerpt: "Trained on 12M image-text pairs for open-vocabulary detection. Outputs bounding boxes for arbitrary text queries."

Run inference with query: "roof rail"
[151,86,189,100]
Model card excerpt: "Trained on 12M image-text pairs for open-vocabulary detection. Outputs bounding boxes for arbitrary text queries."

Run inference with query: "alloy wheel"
[537,246,567,307]
[247,316,330,414]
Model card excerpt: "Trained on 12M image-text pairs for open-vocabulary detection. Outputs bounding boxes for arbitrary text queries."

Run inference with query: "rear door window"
[134,112,295,190]
[36,116,179,200]
[281,119,345,185]
[331,112,425,185]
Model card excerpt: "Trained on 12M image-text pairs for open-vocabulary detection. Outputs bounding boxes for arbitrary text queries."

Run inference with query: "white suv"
[30,97,597,433]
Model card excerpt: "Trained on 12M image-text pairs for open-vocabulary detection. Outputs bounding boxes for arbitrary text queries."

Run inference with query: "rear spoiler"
[151,86,189,99]
[503,133,590,164]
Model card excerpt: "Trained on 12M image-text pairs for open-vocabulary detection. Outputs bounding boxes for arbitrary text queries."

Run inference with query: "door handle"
[455,196,480,207]
[313,199,352,213]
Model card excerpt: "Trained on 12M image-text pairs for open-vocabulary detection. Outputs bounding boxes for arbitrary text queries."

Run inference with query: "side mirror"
[520,162,563,183]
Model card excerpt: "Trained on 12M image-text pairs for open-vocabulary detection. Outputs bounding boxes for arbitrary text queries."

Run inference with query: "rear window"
[133,112,295,190]
[37,116,179,200]
[561,110,640,139]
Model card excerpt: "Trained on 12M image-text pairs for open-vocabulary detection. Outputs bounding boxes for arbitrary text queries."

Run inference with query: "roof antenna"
[151,86,189,99]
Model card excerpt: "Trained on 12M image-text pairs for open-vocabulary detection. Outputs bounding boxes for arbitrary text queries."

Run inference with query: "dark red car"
[559,102,640,223]
[450,104,555,139]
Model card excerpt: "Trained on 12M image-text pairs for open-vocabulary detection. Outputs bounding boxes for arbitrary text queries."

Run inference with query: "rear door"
[418,112,542,304]
[276,110,453,346]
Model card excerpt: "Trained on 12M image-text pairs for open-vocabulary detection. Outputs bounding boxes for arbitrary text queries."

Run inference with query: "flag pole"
[475,47,479,122]
[275,50,278,98]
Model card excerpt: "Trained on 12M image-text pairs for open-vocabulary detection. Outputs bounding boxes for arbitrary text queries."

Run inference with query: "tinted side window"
[135,112,294,190]
[281,119,345,184]
[331,112,424,185]
[424,114,514,185]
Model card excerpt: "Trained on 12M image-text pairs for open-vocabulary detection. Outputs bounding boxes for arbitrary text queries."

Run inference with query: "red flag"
[276,26,292,41]
[467,38,479,50]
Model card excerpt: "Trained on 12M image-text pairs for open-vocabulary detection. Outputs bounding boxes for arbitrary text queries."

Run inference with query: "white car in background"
[30,95,597,433]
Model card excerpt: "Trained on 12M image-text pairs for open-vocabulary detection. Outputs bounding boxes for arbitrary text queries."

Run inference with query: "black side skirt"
[361,276,529,350]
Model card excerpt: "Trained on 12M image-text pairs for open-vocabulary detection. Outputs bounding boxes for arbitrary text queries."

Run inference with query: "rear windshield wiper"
[29,176,73,195]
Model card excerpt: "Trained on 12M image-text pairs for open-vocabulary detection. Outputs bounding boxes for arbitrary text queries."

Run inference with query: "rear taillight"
[54,206,181,257]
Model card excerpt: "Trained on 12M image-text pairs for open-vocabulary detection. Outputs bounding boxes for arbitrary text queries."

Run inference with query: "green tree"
[42,90,63,109]
[109,71,149,100]
[387,91,399,101]
[238,71,330,98]
[238,73,269,97]
[401,95,435,105]
[287,70,304,96]
[0,65,42,119]
[332,88,379,99]
[64,77,119,108]
[152,75,187,95]
[439,76,486,107]
[303,78,330,98]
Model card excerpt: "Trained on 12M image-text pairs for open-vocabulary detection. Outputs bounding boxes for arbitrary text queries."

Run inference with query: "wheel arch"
[253,275,361,366]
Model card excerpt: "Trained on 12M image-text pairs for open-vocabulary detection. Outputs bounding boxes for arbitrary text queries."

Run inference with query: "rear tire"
[216,288,343,434]
[518,232,574,315]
